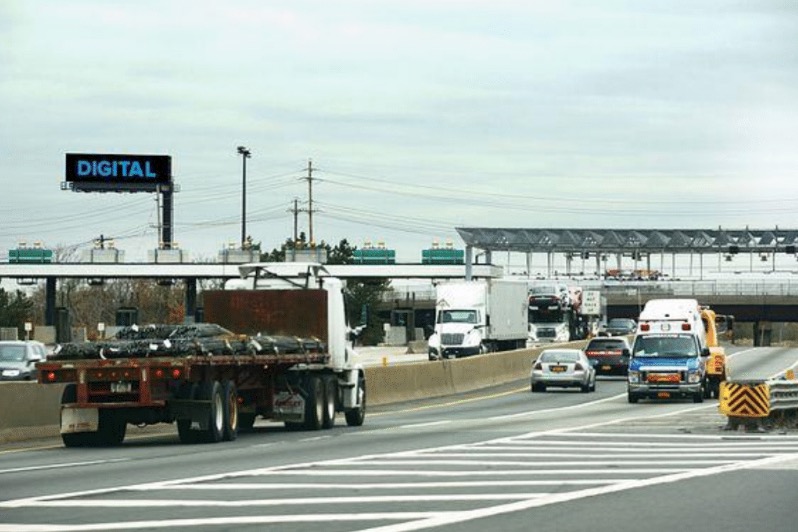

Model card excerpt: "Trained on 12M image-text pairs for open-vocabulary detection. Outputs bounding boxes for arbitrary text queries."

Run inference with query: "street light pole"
[237,146,252,248]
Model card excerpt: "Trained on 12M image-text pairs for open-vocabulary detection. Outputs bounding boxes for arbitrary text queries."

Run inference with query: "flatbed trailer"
[37,263,366,447]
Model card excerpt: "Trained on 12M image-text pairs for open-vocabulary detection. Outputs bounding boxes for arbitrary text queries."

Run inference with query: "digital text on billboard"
[65,154,172,185]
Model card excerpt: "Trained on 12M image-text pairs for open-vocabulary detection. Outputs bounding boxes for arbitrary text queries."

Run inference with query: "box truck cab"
[627,299,710,403]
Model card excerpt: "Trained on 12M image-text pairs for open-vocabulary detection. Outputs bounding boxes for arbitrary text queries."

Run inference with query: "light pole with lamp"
[237,146,251,248]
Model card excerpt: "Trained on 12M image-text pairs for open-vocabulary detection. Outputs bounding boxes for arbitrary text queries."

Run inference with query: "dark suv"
[584,337,631,375]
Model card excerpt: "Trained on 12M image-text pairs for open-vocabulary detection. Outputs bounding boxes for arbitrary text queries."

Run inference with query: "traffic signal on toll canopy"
[727,245,739,255]
[786,245,796,254]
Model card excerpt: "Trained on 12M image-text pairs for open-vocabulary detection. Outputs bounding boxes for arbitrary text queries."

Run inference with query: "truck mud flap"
[273,392,305,423]
[61,407,98,434]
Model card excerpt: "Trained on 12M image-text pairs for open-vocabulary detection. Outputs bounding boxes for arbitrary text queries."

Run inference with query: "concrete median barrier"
[0,340,589,443]
[365,340,588,405]
[0,382,65,444]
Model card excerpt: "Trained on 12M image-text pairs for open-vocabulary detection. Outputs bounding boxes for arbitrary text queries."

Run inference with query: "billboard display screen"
[65,153,172,185]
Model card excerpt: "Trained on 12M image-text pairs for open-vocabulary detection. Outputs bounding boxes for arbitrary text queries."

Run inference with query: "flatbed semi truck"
[36,262,366,447]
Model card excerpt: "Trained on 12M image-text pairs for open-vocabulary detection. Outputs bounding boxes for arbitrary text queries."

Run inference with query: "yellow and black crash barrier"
[719,381,770,418]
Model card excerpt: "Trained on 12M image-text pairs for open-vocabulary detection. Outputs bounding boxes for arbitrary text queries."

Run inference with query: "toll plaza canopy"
[455,228,798,255]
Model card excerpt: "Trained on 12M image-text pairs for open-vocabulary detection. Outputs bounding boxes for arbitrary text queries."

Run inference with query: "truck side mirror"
[701,347,710,357]
[621,349,630,357]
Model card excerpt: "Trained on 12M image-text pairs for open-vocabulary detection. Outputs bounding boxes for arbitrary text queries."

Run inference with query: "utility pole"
[288,198,300,243]
[305,159,315,245]
[237,146,252,249]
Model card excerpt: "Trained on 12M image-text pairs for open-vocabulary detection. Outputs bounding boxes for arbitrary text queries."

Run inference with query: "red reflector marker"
[640,323,650,331]
[682,323,691,331]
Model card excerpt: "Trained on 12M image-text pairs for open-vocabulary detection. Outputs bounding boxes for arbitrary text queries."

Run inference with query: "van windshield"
[632,334,698,358]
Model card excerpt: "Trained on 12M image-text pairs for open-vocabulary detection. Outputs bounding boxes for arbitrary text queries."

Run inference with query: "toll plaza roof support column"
[45,277,56,326]
[184,278,197,324]
[465,246,473,281]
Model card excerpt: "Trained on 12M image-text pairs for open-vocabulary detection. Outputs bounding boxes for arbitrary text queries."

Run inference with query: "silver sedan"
[530,348,596,393]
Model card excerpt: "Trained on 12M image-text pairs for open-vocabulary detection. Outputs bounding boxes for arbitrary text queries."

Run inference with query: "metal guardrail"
[769,380,798,411]
[719,370,798,430]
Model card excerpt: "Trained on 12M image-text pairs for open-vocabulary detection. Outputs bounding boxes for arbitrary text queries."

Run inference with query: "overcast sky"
[2,0,797,265]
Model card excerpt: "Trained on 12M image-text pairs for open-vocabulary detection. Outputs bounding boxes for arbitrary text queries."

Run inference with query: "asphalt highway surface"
[1,345,797,531]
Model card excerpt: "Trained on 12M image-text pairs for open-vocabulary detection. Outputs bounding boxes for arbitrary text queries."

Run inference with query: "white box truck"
[427,279,529,360]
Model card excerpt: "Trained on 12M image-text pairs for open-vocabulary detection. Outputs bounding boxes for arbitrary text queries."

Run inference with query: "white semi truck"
[427,279,529,360]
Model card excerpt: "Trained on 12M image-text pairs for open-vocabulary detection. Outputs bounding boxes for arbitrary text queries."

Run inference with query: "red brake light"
[154,368,165,379]
[682,323,691,331]
[47,372,57,382]
[171,368,181,379]
[640,323,650,331]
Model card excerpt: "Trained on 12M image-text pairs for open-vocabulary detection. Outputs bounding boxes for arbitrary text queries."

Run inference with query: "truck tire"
[197,380,225,443]
[222,380,239,441]
[96,409,127,446]
[345,374,366,427]
[627,392,639,404]
[60,384,96,448]
[322,376,336,429]
[707,378,720,399]
[693,390,704,403]
[303,375,324,431]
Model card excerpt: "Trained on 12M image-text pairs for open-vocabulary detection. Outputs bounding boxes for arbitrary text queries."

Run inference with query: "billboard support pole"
[161,183,173,249]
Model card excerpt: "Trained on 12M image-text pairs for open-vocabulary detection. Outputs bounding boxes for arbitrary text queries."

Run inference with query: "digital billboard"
[65,153,172,190]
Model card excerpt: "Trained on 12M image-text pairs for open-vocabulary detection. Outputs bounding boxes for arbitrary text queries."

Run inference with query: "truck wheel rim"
[214,393,224,431]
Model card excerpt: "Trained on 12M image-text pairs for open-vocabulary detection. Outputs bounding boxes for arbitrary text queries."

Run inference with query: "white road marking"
[415,451,778,458]
[489,393,626,420]
[398,421,452,430]
[0,458,128,475]
[348,458,736,466]
[298,435,332,442]
[15,493,554,508]
[0,513,455,532]
[354,452,798,532]
[251,468,693,476]
[149,480,623,490]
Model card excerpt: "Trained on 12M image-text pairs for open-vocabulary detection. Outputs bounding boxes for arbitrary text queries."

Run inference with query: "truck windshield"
[439,310,478,324]
[632,334,698,358]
